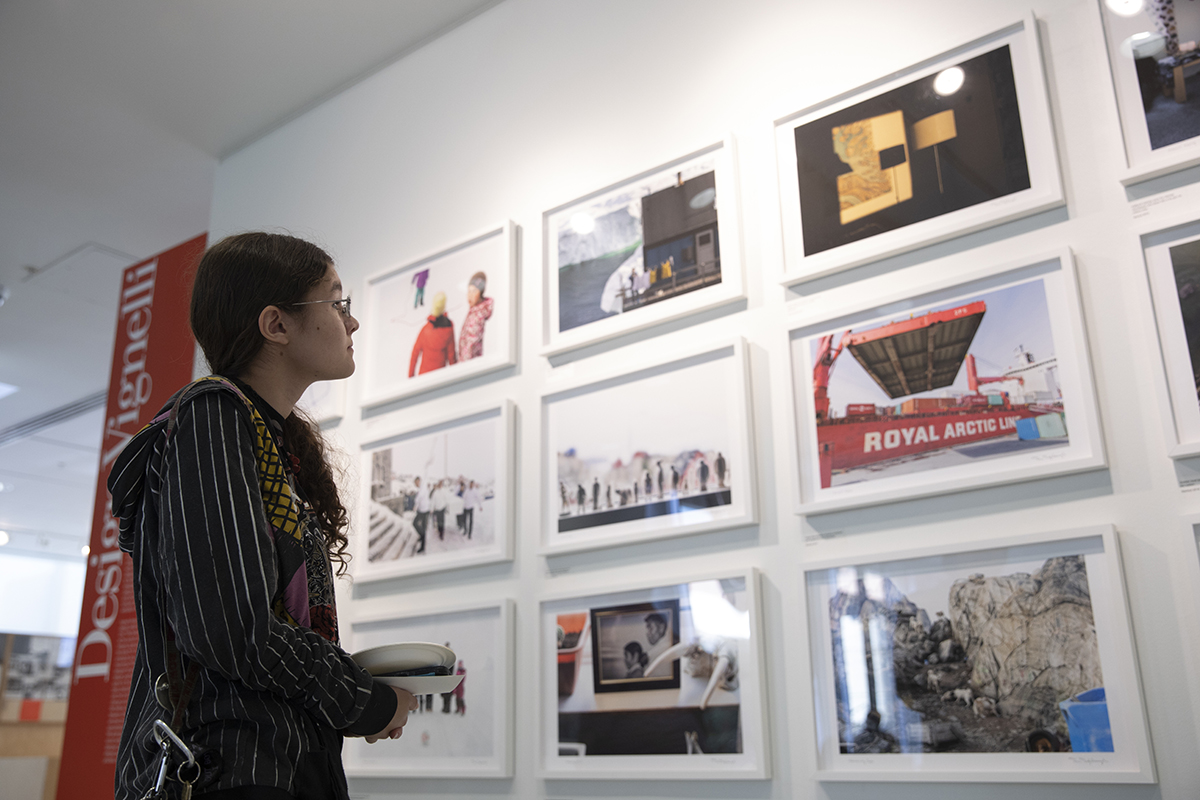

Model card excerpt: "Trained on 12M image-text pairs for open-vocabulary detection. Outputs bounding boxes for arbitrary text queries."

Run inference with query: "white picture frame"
[1137,214,1200,458]
[541,136,745,355]
[354,401,514,581]
[296,379,347,424]
[343,599,514,779]
[774,14,1063,283]
[360,221,517,408]
[539,337,757,556]
[1097,0,1200,184]
[786,247,1106,514]
[802,525,1156,783]
[1180,514,1200,728]
[538,567,769,780]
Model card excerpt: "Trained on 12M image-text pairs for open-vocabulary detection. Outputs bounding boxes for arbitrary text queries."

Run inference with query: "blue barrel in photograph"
[1059,687,1114,752]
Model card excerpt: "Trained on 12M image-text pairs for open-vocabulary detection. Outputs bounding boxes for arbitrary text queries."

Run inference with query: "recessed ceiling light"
[0,382,17,401]
[81,544,90,556]
[0,531,8,546]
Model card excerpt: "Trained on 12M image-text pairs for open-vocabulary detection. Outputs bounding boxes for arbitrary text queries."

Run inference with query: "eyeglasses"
[286,297,352,317]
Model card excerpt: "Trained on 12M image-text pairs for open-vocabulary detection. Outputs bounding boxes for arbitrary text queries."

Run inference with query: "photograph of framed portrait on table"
[541,137,744,355]
[355,401,513,580]
[1097,0,1200,183]
[360,221,516,407]
[775,14,1063,282]
[344,600,513,779]
[539,338,756,555]
[1138,215,1200,458]
[786,248,1106,514]
[802,525,1155,783]
[540,569,768,779]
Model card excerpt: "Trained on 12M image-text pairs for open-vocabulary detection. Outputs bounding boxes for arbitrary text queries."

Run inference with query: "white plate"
[351,641,456,674]
[378,673,464,695]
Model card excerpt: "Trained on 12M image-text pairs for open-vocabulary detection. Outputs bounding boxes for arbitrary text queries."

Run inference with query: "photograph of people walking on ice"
[549,152,721,335]
[799,276,1067,489]
[546,347,749,540]
[816,550,1112,754]
[366,414,499,566]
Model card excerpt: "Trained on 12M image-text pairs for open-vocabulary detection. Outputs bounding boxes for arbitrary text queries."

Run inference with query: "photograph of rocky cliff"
[827,554,1113,754]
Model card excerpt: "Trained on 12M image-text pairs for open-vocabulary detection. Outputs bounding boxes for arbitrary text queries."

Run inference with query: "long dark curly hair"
[189,232,352,574]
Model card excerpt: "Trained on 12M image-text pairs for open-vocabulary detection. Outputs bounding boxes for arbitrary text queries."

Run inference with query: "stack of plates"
[350,642,463,694]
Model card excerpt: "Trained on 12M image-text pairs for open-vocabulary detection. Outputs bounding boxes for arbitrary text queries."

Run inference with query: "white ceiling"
[0,0,501,561]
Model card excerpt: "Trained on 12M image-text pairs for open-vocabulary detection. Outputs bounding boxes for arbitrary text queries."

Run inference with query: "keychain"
[138,720,196,800]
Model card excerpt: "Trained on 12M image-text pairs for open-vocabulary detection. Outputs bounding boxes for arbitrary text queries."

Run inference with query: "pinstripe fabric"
[110,385,386,799]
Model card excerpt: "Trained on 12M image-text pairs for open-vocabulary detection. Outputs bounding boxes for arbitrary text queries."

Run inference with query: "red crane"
[812,331,852,421]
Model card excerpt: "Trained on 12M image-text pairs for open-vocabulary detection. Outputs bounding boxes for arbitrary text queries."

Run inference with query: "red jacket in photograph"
[409,314,458,376]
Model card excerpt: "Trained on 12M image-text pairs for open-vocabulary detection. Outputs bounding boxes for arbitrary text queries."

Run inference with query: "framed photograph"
[775,14,1063,282]
[589,599,681,694]
[540,569,769,779]
[1098,0,1200,183]
[541,137,744,355]
[1138,215,1200,458]
[360,221,517,407]
[296,379,346,424]
[539,338,756,555]
[803,525,1156,782]
[355,401,513,580]
[787,248,1106,513]
[344,600,513,778]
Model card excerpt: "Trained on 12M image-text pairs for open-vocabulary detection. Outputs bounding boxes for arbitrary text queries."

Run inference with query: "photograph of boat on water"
[775,15,1062,281]
[803,527,1156,782]
[542,139,744,354]
[808,278,1065,489]
[540,339,756,554]
[361,222,516,407]
[788,250,1105,513]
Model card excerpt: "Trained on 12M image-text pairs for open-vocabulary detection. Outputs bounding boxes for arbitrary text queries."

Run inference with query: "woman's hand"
[365,687,418,743]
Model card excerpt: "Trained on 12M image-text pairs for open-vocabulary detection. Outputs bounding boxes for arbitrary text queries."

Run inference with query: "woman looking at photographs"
[108,233,417,800]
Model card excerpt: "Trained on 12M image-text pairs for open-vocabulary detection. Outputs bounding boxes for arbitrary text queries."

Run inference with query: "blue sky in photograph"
[809,278,1055,412]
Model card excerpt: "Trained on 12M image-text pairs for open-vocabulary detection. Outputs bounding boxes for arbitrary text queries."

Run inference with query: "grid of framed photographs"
[541,137,745,355]
[360,221,517,407]
[539,338,757,555]
[343,600,514,778]
[307,7,1195,791]
[803,526,1155,783]
[785,248,1106,513]
[774,14,1064,283]
[538,568,769,779]
[354,401,514,580]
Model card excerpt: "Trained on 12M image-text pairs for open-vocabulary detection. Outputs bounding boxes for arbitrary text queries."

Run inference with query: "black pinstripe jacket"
[108,380,394,799]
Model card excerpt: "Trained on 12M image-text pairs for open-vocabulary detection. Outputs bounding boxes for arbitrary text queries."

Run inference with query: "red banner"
[57,234,206,799]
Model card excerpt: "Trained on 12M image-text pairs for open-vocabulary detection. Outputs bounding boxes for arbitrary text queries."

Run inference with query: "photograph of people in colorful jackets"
[459,271,493,361]
[409,292,457,376]
[407,271,494,376]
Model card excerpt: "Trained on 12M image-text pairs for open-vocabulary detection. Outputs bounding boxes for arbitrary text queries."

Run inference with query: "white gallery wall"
[208,0,1200,797]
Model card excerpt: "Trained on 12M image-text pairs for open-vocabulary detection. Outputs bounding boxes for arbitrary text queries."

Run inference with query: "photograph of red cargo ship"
[808,278,1067,488]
